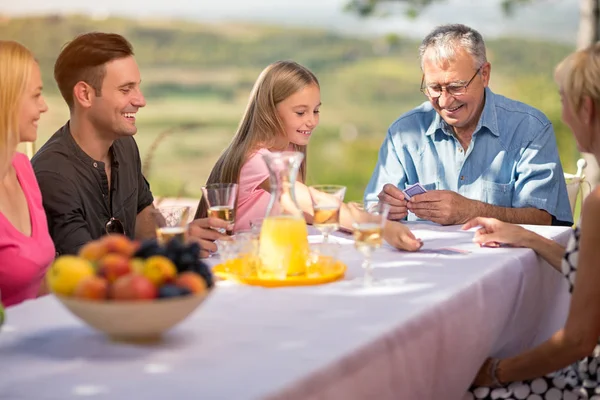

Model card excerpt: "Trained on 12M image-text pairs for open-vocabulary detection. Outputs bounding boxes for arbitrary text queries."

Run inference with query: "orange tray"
[213,258,346,287]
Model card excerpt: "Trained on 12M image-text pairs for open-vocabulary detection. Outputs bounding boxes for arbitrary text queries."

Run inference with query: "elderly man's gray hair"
[419,24,487,70]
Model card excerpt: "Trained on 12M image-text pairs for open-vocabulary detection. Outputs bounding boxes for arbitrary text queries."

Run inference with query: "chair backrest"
[564,158,589,215]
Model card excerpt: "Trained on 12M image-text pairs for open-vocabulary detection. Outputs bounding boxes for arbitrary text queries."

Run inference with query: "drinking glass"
[348,202,390,286]
[216,238,241,274]
[202,183,238,235]
[249,218,264,235]
[234,230,261,277]
[306,242,341,278]
[308,185,346,243]
[152,206,191,245]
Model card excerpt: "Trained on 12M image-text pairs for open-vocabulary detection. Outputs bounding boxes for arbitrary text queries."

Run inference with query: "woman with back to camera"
[465,42,600,398]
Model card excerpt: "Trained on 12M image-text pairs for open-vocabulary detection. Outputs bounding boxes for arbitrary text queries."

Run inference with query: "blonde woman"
[197,60,422,251]
[465,43,600,398]
[0,41,54,307]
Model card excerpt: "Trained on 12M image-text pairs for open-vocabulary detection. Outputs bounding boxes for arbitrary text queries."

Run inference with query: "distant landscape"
[0,15,581,202]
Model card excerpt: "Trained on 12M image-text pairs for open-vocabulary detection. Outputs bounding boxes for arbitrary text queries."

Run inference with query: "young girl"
[197,60,422,251]
[0,41,55,307]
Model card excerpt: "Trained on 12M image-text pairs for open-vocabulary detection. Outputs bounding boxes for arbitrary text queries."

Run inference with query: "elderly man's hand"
[377,183,408,220]
[187,217,230,258]
[407,190,476,225]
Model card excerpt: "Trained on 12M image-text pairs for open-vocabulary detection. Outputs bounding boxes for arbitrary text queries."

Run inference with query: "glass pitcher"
[259,151,309,278]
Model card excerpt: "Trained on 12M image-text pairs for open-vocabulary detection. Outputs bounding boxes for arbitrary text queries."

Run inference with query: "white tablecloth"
[0,223,572,400]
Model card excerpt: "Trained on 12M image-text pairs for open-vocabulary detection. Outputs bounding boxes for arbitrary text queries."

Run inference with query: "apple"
[110,274,157,301]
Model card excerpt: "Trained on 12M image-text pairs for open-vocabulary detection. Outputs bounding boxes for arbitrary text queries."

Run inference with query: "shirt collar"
[425,87,500,137]
[62,121,120,168]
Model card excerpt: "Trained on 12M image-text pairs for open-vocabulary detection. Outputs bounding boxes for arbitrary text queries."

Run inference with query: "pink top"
[235,148,272,232]
[0,153,55,307]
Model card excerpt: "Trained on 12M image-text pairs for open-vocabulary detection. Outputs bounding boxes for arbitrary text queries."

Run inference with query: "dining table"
[0,222,573,400]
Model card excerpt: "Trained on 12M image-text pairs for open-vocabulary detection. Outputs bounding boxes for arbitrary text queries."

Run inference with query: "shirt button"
[459,148,464,153]
[460,175,465,181]
[93,162,98,168]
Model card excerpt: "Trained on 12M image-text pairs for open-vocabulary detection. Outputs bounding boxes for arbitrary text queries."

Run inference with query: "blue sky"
[0,0,579,43]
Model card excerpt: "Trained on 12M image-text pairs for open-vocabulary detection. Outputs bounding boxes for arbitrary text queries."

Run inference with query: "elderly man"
[364,24,573,226]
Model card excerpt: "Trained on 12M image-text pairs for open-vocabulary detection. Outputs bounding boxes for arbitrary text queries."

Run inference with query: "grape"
[190,261,214,288]
[186,242,201,259]
[134,239,165,259]
[177,253,196,273]
[166,239,184,254]
[165,250,180,265]
[158,284,191,298]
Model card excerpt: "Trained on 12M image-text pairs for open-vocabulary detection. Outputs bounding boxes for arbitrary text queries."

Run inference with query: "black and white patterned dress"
[467,227,600,400]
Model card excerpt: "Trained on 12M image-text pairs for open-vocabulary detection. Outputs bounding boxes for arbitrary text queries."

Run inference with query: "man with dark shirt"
[32,32,228,257]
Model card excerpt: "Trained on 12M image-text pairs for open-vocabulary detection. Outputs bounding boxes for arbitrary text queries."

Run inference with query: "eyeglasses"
[420,66,483,98]
[105,217,125,235]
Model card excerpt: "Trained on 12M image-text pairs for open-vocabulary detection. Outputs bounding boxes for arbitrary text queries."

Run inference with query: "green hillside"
[0,15,580,202]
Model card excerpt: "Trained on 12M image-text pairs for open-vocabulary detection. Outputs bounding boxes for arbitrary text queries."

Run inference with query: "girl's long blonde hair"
[195,60,319,218]
[0,41,36,176]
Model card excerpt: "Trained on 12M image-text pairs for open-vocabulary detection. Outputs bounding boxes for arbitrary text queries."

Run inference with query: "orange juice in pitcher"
[258,151,309,278]
[259,216,309,278]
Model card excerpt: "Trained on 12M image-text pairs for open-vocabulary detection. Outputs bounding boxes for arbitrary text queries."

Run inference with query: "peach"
[98,253,132,283]
[175,272,207,295]
[142,256,177,287]
[73,276,109,300]
[101,235,138,258]
[78,241,108,263]
[110,274,157,301]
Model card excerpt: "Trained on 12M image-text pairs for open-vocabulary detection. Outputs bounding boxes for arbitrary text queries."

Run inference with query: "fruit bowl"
[55,291,210,341]
[47,235,215,342]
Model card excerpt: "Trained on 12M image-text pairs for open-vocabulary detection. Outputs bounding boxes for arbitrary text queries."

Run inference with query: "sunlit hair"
[0,40,36,174]
[54,32,133,110]
[555,42,600,114]
[419,24,487,70]
[195,60,319,218]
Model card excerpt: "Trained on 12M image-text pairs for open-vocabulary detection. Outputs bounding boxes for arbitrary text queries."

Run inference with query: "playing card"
[402,183,427,200]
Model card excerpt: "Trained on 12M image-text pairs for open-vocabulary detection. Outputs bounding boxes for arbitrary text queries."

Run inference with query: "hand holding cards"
[402,183,427,200]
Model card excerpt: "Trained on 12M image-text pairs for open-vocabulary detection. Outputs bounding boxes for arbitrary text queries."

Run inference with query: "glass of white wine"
[201,183,238,235]
[152,206,191,245]
[349,202,390,287]
[308,185,346,243]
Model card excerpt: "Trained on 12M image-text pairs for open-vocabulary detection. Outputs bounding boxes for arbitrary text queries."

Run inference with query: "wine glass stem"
[323,231,329,243]
[362,251,373,286]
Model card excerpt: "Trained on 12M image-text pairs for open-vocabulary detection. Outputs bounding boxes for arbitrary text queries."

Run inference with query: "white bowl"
[56,292,211,342]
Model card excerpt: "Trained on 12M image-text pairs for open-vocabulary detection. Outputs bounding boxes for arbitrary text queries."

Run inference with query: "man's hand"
[377,183,408,220]
[383,221,423,251]
[188,217,230,258]
[407,190,475,225]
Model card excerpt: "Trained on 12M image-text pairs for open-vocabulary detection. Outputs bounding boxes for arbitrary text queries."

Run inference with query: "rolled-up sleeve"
[137,175,154,214]
[35,171,93,255]
[133,141,154,214]
[364,128,407,205]
[513,123,573,224]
